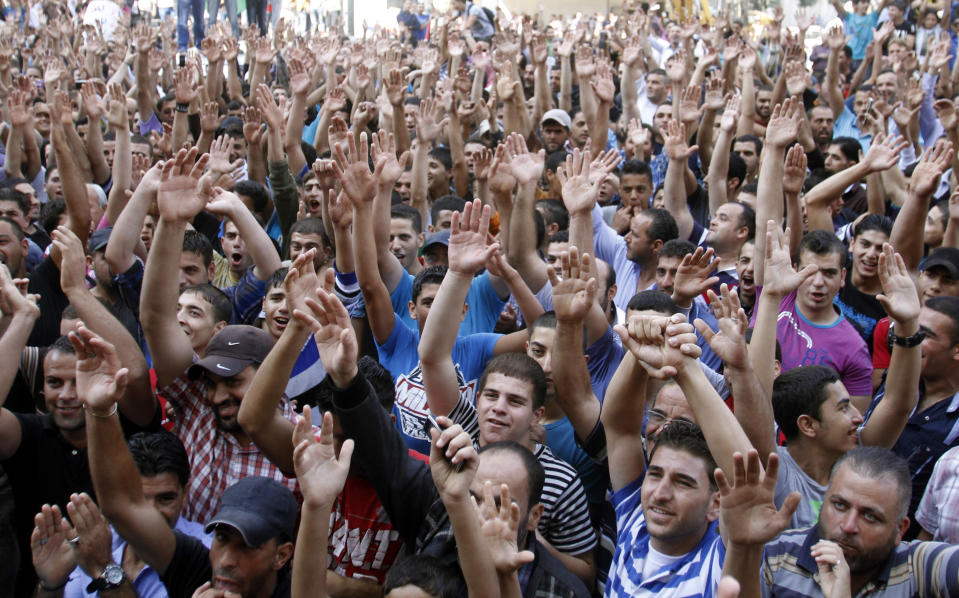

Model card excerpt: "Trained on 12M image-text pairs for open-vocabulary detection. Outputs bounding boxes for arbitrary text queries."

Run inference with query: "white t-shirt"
[83,0,123,41]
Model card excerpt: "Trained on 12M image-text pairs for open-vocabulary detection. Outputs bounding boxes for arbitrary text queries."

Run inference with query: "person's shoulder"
[532,539,592,598]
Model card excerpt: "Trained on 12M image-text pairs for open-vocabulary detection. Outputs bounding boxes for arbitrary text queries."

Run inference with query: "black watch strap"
[86,563,124,593]
[892,329,926,348]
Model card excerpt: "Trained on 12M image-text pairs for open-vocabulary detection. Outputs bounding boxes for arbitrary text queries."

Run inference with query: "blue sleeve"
[139,112,163,136]
[222,267,268,324]
[390,271,418,331]
[452,333,501,381]
[461,272,507,335]
[586,326,623,402]
[376,314,420,380]
[592,203,628,268]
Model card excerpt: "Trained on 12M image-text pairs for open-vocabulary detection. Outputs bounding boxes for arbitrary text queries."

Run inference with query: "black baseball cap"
[204,477,297,546]
[922,247,959,279]
[188,325,273,379]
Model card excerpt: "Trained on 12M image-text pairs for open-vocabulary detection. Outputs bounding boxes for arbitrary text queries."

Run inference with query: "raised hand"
[0,263,38,319]
[557,148,599,214]
[173,66,198,106]
[672,246,720,305]
[448,199,499,276]
[762,221,818,298]
[678,84,704,125]
[861,134,909,173]
[370,129,409,191]
[331,131,375,205]
[504,132,545,185]
[614,313,701,378]
[255,83,283,130]
[591,61,616,104]
[875,243,920,326]
[65,493,115,581]
[242,106,265,146]
[51,226,89,292]
[473,482,535,573]
[720,95,741,133]
[782,144,808,196]
[292,284,358,388]
[207,135,243,175]
[156,147,209,222]
[784,60,808,97]
[6,89,31,128]
[68,323,129,414]
[488,143,517,195]
[293,407,354,508]
[104,83,128,130]
[934,99,958,132]
[416,97,448,144]
[548,247,597,323]
[704,75,725,111]
[663,119,698,162]
[31,505,75,590]
[826,24,846,50]
[717,450,800,546]
[80,82,104,122]
[696,284,750,370]
[909,141,954,197]
[765,96,803,148]
[288,58,312,96]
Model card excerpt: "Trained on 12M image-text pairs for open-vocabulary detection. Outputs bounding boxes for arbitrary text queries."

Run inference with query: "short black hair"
[235,180,271,214]
[391,203,423,234]
[644,208,679,244]
[382,555,461,598]
[538,199,569,231]
[730,201,756,241]
[853,213,893,238]
[289,218,333,252]
[181,283,232,325]
[626,290,680,315]
[478,441,546,508]
[0,186,29,215]
[547,229,569,245]
[266,267,288,291]
[430,195,466,226]
[182,230,214,268]
[772,365,841,441]
[797,229,847,264]
[659,238,696,260]
[622,159,654,182]
[727,153,747,188]
[829,137,863,163]
[648,419,718,490]
[478,353,548,410]
[544,150,570,174]
[734,134,763,157]
[412,265,447,304]
[127,431,191,487]
[40,198,66,234]
[926,295,959,345]
[429,147,452,172]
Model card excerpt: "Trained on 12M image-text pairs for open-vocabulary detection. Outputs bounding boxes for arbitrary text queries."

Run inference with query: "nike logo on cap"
[216,363,231,371]
[227,341,240,346]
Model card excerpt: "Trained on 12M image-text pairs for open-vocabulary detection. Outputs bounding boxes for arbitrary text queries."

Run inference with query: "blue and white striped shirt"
[605,475,726,597]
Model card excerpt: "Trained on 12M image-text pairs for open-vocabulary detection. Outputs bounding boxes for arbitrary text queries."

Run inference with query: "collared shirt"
[161,373,298,524]
[915,445,959,543]
[867,386,959,519]
[833,106,873,154]
[761,526,959,597]
[605,475,726,597]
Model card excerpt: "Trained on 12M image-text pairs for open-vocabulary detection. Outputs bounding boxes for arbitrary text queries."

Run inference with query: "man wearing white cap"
[540,109,572,154]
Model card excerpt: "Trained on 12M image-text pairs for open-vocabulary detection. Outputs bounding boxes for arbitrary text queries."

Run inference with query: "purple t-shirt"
[772,289,873,396]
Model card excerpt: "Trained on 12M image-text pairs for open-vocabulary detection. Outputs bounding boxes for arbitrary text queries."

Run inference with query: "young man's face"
[541,123,569,154]
[755,90,773,120]
[641,446,718,555]
[625,213,656,263]
[45,169,63,201]
[733,141,759,176]
[811,381,864,455]
[302,178,324,216]
[918,266,959,303]
[221,221,252,276]
[390,218,423,271]
[88,250,114,291]
[918,305,959,376]
[546,241,569,267]
[408,283,440,332]
[644,384,696,444]
[427,159,451,195]
[228,135,248,163]
[43,350,83,433]
[394,171,413,203]
[476,373,544,445]
[646,73,668,104]
[142,472,187,528]
[13,183,40,223]
[103,140,116,169]
[0,220,27,276]
[404,104,418,133]
[924,205,946,247]
[796,250,845,314]
[0,200,28,231]
[621,173,653,210]
[570,112,589,148]
[875,72,899,103]
[262,284,289,340]
[850,230,887,281]
[653,104,673,133]
[526,326,555,400]
[469,451,543,547]
[204,365,257,434]
[289,232,327,272]
[177,291,224,353]
[824,144,855,174]
[817,463,908,574]
[179,252,212,291]
[208,525,291,596]
[655,255,683,296]
[736,241,756,297]
[707,203,746,253]
[809,107,836,147]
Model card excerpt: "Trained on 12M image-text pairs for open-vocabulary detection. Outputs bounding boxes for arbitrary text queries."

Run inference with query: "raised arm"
[663,119,698,240]
[50,93,92,251]
[285,57,312,178]
[824,25,848,120]
[53,227,155,427]
[238,256,325,476]
[141,148,210,389]
[0,266,40,460]
[204,188,281,281]
[104,84,133,226]
[707,95,741,216]
[504,132,548,291]
[859,245,922,446]
[105,162,162,276]
[419,200,499,417]
[76,327,176,576]
[133,24,157,131]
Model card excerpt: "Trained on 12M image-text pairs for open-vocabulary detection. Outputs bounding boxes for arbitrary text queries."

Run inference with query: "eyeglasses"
[645,409,695,428]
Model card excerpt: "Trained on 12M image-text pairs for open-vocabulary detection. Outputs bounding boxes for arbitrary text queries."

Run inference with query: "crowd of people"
[0,0,958,595]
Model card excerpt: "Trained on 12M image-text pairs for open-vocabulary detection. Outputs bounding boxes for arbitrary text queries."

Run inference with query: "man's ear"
[531,405,545,425]
[840,267,846,289]
[274,541,294,570]
[894,517,910,545]
[706,489,721,523]
[797,414,819,439]
[213,320,228,334]
[417,232,426,248]
[207,260,217,281]
[527,503,545,531]
[408,300,417,321]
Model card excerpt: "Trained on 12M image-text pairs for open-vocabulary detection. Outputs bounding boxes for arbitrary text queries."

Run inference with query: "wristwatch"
[891,329,927,348]
[86,563,124,593]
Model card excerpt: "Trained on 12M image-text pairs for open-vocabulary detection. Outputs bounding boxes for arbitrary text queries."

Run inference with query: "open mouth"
[273,316,289,330]
[230,253,244,268]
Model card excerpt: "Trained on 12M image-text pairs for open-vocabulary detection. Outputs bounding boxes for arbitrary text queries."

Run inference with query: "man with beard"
[540,110,572,154]
[720,447,959,597]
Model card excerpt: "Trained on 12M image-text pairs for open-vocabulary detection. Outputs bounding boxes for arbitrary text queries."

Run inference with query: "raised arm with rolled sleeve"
[140,148,211,389]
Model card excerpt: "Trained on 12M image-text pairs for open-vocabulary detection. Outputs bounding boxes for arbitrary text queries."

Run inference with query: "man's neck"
[405,259,423,275]
[91,284,118,304]
[541,395,564,424]
[635,257,658,291]
[647,526,707,557]
[789,439,839,486]
[714,245,741,270]
[60,427,87,449]
[919,375,959,412]
[850,269,881,295]
[796,300,840,326]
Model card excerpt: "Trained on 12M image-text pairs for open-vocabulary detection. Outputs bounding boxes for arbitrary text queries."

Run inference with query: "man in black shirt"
[835,215,893,351]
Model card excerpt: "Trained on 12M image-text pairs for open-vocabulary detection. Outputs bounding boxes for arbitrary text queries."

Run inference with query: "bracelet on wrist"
[85,402,118,418]
[175,102,190,113]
